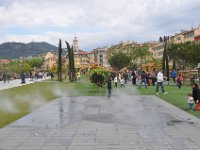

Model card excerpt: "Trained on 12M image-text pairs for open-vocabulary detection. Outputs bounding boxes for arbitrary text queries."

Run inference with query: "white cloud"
[0,0,200,50]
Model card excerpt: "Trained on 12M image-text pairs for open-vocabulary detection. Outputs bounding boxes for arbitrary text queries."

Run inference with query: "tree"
[65,41,76,82]
[28,58,43,69]
[135,46,151,64]
[58,39,62,82]
[89,67,111,88]
[7,60,31,75]
[167,41,200,70]
[167,43,179,70]
[108,52,131,70]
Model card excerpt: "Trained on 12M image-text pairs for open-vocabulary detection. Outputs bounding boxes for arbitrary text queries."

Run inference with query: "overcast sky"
[0,0,200,51]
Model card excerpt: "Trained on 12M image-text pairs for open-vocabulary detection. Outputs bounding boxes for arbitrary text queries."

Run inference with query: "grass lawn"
[137,84,200,119]
[0,80,106,128]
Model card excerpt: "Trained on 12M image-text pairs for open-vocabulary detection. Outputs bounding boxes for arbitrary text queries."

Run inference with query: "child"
[120,77,125,88]
[186,93,194,110]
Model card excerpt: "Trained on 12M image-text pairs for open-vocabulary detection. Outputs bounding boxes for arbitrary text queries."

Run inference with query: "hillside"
[0,42,57,59]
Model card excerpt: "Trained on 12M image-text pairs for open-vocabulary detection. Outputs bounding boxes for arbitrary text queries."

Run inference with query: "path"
[0,78,47,90]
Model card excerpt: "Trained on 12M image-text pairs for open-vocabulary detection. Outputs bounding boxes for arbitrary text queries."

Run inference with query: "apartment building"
[151,25,200,59]
[43,51,57,69]
[150,43,164,59]
[73,51,90,69]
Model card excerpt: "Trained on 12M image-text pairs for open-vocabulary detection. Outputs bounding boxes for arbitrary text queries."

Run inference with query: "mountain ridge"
[0,41,58,59]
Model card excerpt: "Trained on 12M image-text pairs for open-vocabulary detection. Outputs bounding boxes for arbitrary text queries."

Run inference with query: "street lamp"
[159,36,170,83]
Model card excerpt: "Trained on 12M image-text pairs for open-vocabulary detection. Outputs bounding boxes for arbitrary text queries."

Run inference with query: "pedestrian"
[2,72,6,83]
[50,72,54,80]
[139,71,147,89]
[186,93,194,111]
[171,70,177,83]
[131,70,136,85]
[156,69,168,95]
[20,72,26,84]
[146,72,150,86]
[177,74,183,89]
[120,77,125,88]
[106,76,112,99]
[114,76,118,88]
[6,73,10,83]
[123,71,128,84]
[30,71,33,81]
[150,69,156,86]
[191,83,200,104]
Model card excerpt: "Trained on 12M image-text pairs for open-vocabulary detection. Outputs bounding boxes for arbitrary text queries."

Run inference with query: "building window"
[176,37,181,41]
[185,33,194,39]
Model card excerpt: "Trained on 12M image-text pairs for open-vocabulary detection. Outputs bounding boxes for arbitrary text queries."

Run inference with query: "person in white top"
[114,76,118,88]
[156,69,167,95]
[186,93,194,110]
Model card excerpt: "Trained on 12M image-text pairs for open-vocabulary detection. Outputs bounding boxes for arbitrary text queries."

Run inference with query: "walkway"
[0,78,47,90]
[0,87,200,150]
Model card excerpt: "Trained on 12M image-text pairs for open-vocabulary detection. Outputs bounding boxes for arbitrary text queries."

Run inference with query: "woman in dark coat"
[191,83,200,104]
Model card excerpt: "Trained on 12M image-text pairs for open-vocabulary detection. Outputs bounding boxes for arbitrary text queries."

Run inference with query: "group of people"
[106,69,200,111]
[106,69,169,99]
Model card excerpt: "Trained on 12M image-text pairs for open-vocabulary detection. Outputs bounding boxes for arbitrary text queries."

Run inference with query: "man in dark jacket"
[20,72,26,84]
[139,71,147,89]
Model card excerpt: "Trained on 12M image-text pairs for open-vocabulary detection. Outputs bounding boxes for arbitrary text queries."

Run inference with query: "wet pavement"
[0,87,200,150]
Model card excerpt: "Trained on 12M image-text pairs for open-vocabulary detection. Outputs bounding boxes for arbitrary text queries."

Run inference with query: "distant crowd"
[106,69,200,110]
[0,71,54,84]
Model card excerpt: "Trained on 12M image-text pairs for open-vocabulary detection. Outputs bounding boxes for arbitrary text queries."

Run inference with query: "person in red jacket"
[177,74,183,89]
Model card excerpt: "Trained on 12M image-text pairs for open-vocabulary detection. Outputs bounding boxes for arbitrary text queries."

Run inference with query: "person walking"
[20,72,26,84]
[139,71,147,89]
[120,77,125,88]
[150,69,156,86]
[131,70,136,85]
[2,72,7,83]
[156,69,167,95]
[114,76,118,88]
[50,72,54,81]
[106,76,112,99]
[177,74,183,89]
[171,70,177,83]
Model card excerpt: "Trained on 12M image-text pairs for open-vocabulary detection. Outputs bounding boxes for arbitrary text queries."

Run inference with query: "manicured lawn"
[0,80,105,128]
[137,84,200,119]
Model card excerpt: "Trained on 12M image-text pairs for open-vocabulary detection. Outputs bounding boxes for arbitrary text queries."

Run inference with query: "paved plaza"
[0,87,200,150]
[0,85,200,150]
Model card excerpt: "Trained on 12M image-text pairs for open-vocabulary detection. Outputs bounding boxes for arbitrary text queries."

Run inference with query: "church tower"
[73,34,79,52]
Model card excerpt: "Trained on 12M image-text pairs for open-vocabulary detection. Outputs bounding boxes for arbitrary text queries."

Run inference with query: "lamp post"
[159,36,170,82]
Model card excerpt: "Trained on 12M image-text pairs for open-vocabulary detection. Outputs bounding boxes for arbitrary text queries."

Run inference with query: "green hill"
[0,42,57,59]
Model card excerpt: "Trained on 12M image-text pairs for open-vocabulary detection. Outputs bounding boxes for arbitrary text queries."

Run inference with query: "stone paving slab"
[0,94,200,150]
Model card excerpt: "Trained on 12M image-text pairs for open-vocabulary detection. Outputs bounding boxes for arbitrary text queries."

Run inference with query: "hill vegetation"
[0,42,57,59]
